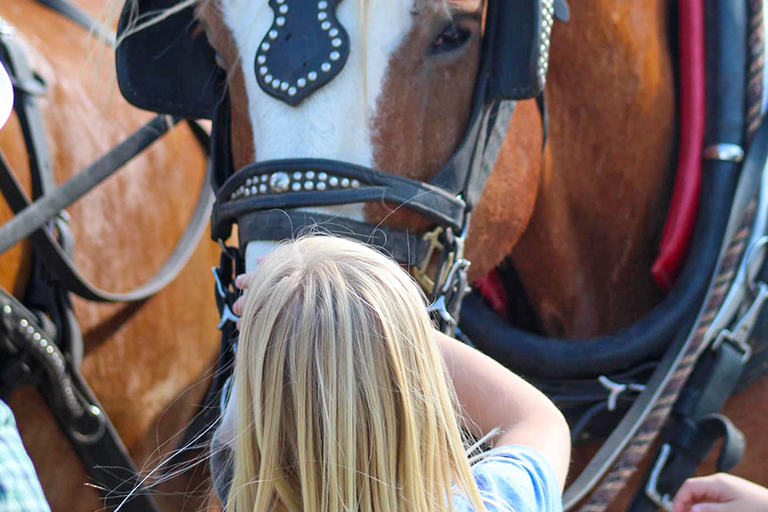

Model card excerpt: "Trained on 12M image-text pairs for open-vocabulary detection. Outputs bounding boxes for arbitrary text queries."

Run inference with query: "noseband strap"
[211,159,467,241]
[236,209,434,267]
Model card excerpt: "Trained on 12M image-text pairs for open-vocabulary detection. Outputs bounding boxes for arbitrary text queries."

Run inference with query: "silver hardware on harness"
[711,281,768,361]
[217,305,240,330]
[702,143,745,163]
[426,295,455,326]
[211,266,240,330]
[69,404,106,445]
[597,375,646,411]
[417,219,471,333]
[645,443,674,512]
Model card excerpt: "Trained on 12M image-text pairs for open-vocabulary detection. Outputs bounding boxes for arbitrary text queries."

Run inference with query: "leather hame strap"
[0,121,213,302]
[32,0,116,46]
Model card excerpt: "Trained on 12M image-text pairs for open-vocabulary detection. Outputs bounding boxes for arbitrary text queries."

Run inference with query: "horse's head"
[198,0,483,172]
[116,0,559,292]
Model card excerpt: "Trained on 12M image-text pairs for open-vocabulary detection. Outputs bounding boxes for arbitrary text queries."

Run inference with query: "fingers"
[235,274,248,289]
[673,477,723,511]
[690,503,729,512]
[673,474,742,512]
[234,255,265,289]
[232,274,249,317]
[232,256,266,330]
[233,296,245,316]
[232,273,252,326]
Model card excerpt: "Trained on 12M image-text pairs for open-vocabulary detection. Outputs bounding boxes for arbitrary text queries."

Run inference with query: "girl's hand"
[232,273,253,329]
[672,473,768,512]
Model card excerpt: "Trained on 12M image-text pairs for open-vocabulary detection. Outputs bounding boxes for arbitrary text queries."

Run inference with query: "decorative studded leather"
[255,0,350,105]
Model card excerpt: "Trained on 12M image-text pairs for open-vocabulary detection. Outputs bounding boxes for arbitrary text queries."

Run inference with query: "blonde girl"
[211,235,570,512]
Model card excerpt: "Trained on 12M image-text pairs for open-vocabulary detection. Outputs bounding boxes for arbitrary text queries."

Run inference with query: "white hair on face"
[218,0,415,270]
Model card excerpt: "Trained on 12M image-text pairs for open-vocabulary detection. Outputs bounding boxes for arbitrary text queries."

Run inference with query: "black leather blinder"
[486,0,556,101]
[115,0,566,116]
[115,0,224,120]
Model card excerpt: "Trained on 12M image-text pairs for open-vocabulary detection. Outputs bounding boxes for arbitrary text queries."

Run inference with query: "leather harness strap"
[31,0,116,46]
[628,343,750,512]
[0,24,214,303]
[563,104,764,512]
[0,122,214,302]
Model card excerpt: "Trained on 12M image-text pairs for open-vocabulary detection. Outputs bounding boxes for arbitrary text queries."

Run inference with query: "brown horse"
[4,0,768,511]
[0,0,223,511]
[187,0,768,509]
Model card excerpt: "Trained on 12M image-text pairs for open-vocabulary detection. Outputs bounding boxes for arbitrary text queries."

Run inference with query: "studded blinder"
[255,0,349,106]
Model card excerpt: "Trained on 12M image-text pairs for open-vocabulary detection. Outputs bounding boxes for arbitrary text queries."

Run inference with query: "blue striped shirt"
[0,400,51,512]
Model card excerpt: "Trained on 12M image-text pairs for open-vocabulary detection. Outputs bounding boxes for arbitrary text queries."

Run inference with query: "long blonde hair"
[228,235,488,512]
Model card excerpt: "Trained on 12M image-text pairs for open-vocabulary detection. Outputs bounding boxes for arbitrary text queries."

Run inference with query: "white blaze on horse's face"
[219,0,415,270]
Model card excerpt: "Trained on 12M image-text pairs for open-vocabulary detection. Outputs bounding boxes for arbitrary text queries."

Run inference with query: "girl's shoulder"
[454,445,564,512]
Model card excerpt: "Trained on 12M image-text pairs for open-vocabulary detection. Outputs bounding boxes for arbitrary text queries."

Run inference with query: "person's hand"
[232,273,252,330]
[672,473,768,512]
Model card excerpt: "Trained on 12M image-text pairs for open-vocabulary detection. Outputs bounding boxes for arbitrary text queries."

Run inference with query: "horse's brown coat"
[514,0,673,337]
[364,0,671,337]
[196,0,256,168]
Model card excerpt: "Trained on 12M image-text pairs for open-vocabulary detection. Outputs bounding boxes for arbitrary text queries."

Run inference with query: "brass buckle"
[412,227,454,296]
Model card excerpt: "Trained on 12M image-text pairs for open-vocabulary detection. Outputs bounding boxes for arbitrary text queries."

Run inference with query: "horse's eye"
[429,23,471,55]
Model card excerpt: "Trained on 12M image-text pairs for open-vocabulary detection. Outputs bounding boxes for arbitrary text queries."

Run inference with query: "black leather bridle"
[113,0,570,330]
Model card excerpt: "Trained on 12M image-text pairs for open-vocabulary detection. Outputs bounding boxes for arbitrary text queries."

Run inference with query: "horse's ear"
[115,0,225,120]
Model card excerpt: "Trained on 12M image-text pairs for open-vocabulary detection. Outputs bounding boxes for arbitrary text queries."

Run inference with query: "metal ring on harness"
[702,143,746,163]
[69,404,107,445]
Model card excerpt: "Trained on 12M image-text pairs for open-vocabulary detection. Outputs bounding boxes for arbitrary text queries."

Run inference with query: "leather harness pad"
[255,0,350,105]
